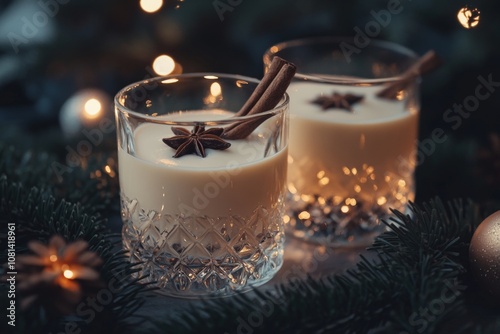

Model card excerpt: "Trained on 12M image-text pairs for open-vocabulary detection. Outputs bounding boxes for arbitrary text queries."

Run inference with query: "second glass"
[264,37,420,247]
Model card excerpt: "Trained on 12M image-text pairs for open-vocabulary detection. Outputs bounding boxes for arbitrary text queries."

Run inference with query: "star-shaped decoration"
[311,92,364,112]
[162,125,231,158]
[15,235,103,314]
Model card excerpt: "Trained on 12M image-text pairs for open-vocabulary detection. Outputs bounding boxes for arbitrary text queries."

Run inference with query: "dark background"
[0,0,499,205]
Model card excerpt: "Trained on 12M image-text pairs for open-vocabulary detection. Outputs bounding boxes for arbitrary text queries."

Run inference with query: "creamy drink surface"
[118,110,288,218]
[287,81,418,214]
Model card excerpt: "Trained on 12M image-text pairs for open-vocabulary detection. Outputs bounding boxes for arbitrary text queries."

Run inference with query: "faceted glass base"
[121,196,285,297]
[285,193,403,247]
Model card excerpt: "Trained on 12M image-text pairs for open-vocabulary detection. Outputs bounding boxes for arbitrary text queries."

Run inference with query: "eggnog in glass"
[264,38,420,247]
[115,74,289,296]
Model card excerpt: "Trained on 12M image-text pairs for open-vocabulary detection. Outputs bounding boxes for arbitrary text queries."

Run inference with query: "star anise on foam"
[162,125,231,158]
[311,92,364,112]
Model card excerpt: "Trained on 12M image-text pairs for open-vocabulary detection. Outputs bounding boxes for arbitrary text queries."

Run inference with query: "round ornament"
[59,89,112,138]
[469,210,500,299]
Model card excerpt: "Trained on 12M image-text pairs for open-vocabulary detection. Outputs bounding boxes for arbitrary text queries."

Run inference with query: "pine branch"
[0,141,118,217]
[155,198,485,334]
[0,176,149,333]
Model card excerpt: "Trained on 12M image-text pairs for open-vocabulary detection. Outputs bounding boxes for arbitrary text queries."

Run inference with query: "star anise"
[162,125,231,158]
[311,92,364,112]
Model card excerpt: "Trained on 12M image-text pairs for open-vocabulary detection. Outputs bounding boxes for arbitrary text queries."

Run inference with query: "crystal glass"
[264,37,420,247]
[115,74,289,296]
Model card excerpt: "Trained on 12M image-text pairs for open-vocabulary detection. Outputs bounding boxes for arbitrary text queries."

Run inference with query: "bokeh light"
[84,98,102,119]
[210,82,222,96]
[153,55,176,76]
[63,269,75,279]
[140,0,163,13]
[457,6,480,29]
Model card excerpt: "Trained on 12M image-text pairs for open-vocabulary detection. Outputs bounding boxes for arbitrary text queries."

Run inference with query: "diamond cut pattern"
[120,194,285,296]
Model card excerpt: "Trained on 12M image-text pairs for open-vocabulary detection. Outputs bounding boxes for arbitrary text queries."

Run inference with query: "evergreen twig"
[0,175,147,333]
[154,198,498,334]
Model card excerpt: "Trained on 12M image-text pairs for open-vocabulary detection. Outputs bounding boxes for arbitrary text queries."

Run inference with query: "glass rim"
[263,36,419,84]
[114,73,290,126]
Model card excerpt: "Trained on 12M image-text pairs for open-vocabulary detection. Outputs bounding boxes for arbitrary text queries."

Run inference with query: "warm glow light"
[283,215,290,224]
[457,6,480,29]
[235,80,248,88]
[345,198,357,206]
[210,82,222,96]
[317,170,325,179]
[104,165,116,177]
[341,205,349,213]
[162,78,179,84]
[49,255,58,262]
[395,90,405,101]
[153,55,176,76]
[298,211,311,220]
[63,269,74,279]
[204,75,219,80]
[84,99,102,118]
[140,0,163,13]
[319,177,329,186]
[377,196,387,206]
[301,194,311,202]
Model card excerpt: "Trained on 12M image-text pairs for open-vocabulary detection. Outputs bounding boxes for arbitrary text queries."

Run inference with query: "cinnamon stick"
[222,57,296,140]
[377,50,442,100]
[233,56,290,117]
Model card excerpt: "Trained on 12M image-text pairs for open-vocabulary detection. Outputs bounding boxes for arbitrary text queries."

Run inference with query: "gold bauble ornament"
[469,211,500,300]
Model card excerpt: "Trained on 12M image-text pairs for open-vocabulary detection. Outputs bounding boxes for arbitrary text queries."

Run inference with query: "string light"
[153,55,176,76]
[84,98,102,119]
[457,6,480,29]
[140,0,163,13]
